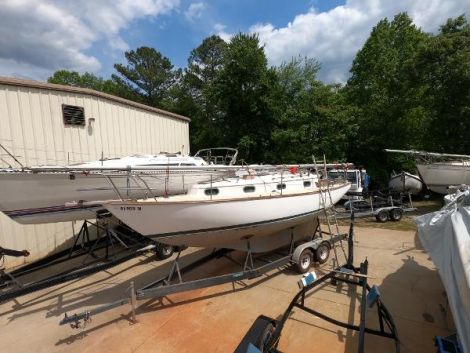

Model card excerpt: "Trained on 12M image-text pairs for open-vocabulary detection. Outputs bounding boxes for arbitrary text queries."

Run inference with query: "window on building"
[62,104,85,126]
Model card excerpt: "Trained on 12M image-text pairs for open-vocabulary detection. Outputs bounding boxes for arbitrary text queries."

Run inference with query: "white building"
[0,76,190,269]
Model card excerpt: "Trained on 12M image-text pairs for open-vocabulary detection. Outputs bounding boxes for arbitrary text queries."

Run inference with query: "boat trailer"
[0,219,157,302]
[58,221,348,329]
[234,223,400,353]
[336,191,417,223]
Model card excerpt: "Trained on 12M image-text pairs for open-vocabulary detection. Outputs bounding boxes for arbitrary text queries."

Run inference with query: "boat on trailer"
[388,171,423,194]
[386,149,470,194]
[105,172,350,252]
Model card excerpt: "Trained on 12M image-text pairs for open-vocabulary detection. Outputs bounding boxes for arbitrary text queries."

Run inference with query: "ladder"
[313,155,347,264]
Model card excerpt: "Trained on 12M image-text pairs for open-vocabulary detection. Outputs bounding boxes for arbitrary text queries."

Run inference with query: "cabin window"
[303,181,312,187]
[243,186,256,193]
[277,183,286,190]
[204,188,219,196]
[62,104,85,126]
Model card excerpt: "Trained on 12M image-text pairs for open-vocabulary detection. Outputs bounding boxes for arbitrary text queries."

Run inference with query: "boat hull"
[388,172,423,194]
[105,182,350,252]
[0,171,222,224]
[417,163,470,194]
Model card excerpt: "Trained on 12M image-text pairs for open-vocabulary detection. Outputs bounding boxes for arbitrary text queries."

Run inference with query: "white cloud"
[250,0,470,83]
[0,0,180,80]
[213,23,232,42]
[185,2,206,22]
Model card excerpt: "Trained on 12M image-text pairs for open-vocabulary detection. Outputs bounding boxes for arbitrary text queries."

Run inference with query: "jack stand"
[289,228,295,254]
[165,251,183,284]
[129,281,137,323]
[243,241,254,271]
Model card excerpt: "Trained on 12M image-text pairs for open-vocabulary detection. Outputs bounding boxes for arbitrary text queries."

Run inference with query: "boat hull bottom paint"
[154,213,320,252]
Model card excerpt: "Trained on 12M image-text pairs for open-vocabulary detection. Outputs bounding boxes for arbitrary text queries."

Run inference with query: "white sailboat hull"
[388,172,423,194]
[417,163,470,194]
[105,182,350,252]
[0,171,220,224]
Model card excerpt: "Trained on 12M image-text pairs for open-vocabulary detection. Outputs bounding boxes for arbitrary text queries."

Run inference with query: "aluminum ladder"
[313,155,347,264]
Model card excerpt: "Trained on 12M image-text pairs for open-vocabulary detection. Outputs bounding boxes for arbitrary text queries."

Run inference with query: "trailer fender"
[292,242,316,265]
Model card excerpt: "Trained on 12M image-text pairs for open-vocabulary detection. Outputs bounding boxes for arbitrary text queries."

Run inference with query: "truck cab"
[328,168,368,199]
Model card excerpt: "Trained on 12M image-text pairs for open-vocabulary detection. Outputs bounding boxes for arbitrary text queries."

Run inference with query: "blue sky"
[94,0,345,75]
[0,0,468,83]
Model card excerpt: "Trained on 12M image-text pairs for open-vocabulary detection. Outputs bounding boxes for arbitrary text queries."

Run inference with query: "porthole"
[204,188,219,196]
[243,186,256,193]
[277,183,286,190]
[303,181,311,187]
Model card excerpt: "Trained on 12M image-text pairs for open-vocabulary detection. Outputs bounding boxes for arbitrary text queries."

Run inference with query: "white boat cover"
[416,188,470,353]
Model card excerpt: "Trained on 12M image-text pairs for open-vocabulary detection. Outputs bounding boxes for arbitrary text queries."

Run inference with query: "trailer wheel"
[375,210,389,223]
[155,243,174,260]
[256,322,275,352]
[315,243,330,264]
[389,208,403,222]
[296,249,313,273]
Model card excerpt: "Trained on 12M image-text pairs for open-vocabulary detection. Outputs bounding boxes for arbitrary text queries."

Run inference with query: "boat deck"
[0,226,453,353]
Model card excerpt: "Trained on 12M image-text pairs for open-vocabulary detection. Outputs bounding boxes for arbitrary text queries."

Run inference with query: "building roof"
[0,76,190,122]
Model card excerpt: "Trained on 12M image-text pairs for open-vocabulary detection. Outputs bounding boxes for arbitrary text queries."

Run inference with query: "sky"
[0,0,469,83]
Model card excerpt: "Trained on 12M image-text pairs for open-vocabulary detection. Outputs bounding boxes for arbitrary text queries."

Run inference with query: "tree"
[411,15,470,154]
[48,70,139,101]
[180,35,228,150]
[214,33,278,162]
[48,70,107,90]
[112,47,178,107]
[346,13,428,182]
[270,57,355,163]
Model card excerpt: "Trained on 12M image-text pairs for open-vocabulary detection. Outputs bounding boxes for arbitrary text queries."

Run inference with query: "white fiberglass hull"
[105,182,350,252]
[388,172,423,194]
[417,163,470,194]
[0,171,221,224]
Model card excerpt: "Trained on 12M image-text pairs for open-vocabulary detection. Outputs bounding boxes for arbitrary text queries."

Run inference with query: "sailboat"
[0,152,232,224]
[105,171,350,252]
[385,149,470,194]
[388,171,423,194]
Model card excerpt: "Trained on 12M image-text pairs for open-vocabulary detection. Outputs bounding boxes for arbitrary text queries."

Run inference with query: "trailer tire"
[375,210,389,223]
[315,243,330,264]
[256,322,275,352]
[155,243,174,260]
[296,249,313,273]
[389,208,403,222]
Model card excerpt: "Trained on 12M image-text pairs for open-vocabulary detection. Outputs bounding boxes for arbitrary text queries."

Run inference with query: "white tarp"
[416,189,470,353]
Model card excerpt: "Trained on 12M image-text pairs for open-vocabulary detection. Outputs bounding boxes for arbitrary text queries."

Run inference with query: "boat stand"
[234,225,400,353]
[0,220,155,302]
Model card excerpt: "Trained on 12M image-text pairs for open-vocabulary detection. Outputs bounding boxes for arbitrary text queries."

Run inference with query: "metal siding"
[0,84,189,269]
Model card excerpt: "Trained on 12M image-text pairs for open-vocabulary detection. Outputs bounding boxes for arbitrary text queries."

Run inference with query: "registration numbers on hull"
[119,206,142,211]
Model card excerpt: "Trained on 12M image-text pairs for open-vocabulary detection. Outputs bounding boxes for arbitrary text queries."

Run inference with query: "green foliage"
[180,35,228,150]
[411,15,470,154]
[213,33,277,162]
[269,57,354,163]
[47,70,138,101]
[346,13,428,183]
[113,47,179,107]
